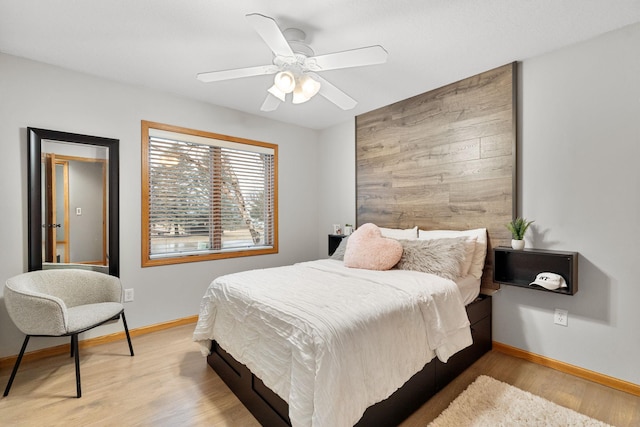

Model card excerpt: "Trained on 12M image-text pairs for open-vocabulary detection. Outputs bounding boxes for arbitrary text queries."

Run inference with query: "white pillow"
[451,236,476,277]
[379,226,418,240]
[418,228,487,279]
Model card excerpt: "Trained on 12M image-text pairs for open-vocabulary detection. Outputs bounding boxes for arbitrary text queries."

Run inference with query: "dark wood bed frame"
[207,294,491,426]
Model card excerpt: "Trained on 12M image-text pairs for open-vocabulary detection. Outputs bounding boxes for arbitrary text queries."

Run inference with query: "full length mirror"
[28,128,119,276]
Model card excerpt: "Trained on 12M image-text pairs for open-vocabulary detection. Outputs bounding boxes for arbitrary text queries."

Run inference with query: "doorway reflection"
[41,141,108,266]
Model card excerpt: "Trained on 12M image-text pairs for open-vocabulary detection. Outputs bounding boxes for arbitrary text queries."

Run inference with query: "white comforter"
[193,259,472,427]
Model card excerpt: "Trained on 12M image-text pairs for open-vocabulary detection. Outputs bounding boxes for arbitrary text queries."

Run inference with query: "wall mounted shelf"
[493,247,578,295]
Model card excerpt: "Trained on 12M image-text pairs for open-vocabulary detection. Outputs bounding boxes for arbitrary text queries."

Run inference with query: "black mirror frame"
[27,127,120,276]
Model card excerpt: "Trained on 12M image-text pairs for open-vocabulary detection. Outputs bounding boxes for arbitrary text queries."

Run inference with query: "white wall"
[316,23,640,385]
[0,53,320,357]
[316,120,356,257]
[495,22,640,384]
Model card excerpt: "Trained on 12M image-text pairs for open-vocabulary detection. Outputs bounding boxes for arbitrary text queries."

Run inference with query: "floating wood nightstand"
[493,247,578,295]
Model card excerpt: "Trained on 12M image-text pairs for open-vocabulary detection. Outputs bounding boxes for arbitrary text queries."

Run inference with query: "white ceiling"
[1,1,639,130]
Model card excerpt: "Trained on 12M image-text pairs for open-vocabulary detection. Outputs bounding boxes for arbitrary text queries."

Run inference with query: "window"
[141,121,278,266]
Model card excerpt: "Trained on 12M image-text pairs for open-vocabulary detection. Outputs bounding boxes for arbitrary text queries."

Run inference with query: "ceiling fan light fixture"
[292,88,309,104]
[267,85,286,102]
[301,74,321,98]
[273,70,296,93]
[292,75,321,104]
[198,14,388,112]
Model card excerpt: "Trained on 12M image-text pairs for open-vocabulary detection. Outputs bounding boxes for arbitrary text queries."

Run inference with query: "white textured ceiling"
[1,1,639,130]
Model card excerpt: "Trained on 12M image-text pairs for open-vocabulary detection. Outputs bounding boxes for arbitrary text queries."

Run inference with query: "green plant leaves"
[506,217,534,240]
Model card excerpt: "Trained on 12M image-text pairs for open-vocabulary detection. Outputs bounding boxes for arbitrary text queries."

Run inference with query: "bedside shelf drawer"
[493,247,578,295]
[466,294,491,324]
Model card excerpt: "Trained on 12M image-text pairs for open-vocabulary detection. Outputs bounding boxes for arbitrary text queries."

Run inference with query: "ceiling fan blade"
[197,65,278,83]
[246,13,294,58]
[260,93,281,112]
[311,73,357,110]
[309,45,388,71]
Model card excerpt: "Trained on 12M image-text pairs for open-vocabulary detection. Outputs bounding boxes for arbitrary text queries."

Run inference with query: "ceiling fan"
[196,13,388,112]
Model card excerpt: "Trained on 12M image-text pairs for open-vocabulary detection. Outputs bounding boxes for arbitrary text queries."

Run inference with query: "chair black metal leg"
[72,334,81,398]
[5,312,133,399]
[121,312,134,356]
[70,336,74,357]
[3,335,30,397]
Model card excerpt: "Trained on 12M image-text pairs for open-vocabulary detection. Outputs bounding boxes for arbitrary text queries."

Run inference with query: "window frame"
[141,120,278,267]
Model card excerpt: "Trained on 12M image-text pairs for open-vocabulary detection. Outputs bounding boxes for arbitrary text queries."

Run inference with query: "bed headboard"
[355,63,517,290]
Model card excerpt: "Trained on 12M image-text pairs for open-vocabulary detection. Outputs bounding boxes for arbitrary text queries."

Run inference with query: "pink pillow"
[344,223,403,270]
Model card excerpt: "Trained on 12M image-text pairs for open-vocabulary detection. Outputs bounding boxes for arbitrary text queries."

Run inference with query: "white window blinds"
[145,127,276,261]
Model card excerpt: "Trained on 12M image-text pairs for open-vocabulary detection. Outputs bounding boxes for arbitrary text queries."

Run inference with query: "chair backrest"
[43,262,110,274]
[5,269,122,308]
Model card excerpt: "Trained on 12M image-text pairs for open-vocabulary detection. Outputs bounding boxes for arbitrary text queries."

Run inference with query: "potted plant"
[506,217,534,250]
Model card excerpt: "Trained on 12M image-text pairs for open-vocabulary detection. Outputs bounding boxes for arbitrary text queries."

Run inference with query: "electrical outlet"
[124,288,134,302]
[554,309,568,326]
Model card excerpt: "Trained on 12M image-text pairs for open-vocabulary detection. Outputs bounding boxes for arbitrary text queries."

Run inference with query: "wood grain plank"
[356,63,516,290]
[1,325,638,427]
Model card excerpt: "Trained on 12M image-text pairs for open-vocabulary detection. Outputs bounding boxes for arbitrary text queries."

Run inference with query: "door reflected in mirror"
[28,128,119,276]
[42,141,108,267]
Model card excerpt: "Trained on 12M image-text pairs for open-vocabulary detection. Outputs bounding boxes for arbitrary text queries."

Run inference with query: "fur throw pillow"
[395,237,467,280]
[344,223,403,270]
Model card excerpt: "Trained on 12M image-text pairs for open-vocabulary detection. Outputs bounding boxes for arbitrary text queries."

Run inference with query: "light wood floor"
[0,324,638,426]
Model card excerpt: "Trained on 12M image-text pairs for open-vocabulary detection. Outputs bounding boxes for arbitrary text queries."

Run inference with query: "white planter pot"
[511,239,525,250]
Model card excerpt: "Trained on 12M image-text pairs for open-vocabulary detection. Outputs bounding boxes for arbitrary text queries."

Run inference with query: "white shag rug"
[428,375,612,427]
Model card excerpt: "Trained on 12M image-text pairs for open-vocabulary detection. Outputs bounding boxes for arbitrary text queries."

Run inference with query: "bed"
[193,226,493,427]
[192,62,515,426]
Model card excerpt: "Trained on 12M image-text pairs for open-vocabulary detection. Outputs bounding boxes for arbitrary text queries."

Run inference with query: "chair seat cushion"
[67,302,124,333]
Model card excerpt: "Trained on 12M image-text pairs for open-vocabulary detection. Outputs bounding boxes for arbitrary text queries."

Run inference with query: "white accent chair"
[3,269,134,398]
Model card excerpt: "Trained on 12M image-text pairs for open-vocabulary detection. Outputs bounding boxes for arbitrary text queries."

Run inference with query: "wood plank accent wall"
[356,63,517,289]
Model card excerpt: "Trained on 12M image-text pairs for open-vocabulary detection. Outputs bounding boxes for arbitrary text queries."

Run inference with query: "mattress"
[193,259,473,427]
